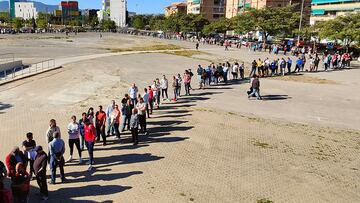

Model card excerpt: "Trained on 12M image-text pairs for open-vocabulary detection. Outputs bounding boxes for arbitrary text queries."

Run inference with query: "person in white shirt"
[129,83,138,105]
[232,63,239,80]
[160,75,168,100]
[66,115,82,163]
[105,100,115,136]
[142,88,150,118]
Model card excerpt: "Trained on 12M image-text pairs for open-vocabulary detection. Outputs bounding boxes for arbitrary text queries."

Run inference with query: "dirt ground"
[0,33,359,203]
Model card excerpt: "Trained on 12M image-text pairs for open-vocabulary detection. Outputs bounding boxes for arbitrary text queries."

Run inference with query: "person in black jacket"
[33,146,48,201]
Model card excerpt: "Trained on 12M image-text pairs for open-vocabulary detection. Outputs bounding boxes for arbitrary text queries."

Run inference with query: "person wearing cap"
[95,105,107,146]
[33,146,48,201]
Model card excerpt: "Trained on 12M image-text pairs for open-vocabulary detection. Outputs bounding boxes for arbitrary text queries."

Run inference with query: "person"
[84,119,97,171]
[160,75,169,100]
[105,100,115,137]
[183,70,191,96]
[152,79,161,108]
[294,57,303,73]
[239,62,245,79]
[0,161,13,203]
[195,41,199,50]
[10,163,30,203]
[130,109,140,145]
[223,63,229,83]
[314,55,320,71]
[248,75,262,100]
[129,83,138,106]
[172,76,179,101]
[280,58,286,76]
[309,56,315,72]
[111,104,121,140]
[136,97,148,135]
[188,69,194,90]
[78,112,87,150]
[87,107,95,124]
[66,116,82,163]
[196,65,204,89]
[143,88,150,118]
[5,146,27,183]
[148,86,154,115]
[125,94,134,129]
[95,105,107,146]
[232,63,239,80]
[33,146,48,201]
[287,57,292,74]
[45,119,61,144]
[22,132,36,177]
[250,60,257,77]
[176,74,182,97]
[48,132,65,184]
[120,98,129,132]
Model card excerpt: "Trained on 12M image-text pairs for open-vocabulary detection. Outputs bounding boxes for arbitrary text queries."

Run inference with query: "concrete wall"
[0,60,23,73]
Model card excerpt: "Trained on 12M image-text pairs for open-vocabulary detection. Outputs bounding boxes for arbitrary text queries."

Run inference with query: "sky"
[33,0,180,14]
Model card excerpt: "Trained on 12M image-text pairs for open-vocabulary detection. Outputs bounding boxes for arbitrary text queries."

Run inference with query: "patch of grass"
[179,193,186,196]
[257,198,274,203]
[227,112,237,116]
[163,50,208,57]
[66,40,73,42]
[269,74,337,84]
[107,44,183,52]
[189,197,195,201]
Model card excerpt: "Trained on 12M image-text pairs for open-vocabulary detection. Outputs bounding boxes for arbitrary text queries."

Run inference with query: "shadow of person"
[47,184,132,202]
[94,153,164,169]
[65,170,143,184]
[261,95,292,101]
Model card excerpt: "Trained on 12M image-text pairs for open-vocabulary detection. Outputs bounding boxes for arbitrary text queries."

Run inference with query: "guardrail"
[0,53,15,64]
[0,59,56,82]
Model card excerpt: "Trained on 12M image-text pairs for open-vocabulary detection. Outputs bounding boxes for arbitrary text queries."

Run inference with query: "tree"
[232,12,255,35]
[101,19,116,30]
[251,6,300,41]
[12,18,24,30]
[318,12,360,49]
[133,15,145,29]
[0,12,10,24]
[90,18,99,29]
[36,13,49,29]
[149,15,165,30]
[203,18,233,36]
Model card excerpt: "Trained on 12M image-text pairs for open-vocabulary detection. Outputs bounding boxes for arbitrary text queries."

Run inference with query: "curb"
[0,66,63,86]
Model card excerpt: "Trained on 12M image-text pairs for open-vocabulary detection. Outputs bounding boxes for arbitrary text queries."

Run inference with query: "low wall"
[0,60,23,72]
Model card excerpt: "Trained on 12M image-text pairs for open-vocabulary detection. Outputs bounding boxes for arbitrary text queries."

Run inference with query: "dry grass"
[268,74,337,84]
[163,50,209,57]
[107,44,183,53]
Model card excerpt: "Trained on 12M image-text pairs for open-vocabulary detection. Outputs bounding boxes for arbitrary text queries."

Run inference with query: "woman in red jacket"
[84,119,97,171]
[5,147,27,178]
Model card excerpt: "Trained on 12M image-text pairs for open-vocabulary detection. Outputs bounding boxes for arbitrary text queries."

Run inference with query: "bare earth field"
[0,33,360,203]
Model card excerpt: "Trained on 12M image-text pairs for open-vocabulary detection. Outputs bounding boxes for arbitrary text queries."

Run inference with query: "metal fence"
[0,59,56,82]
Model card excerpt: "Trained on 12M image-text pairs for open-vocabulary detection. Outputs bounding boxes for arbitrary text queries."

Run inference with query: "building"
[110,0,127,27]
[165,2,188,17]
[9,0,21,19]
[58,1,80,24]
[14,2,38,20]
[98,0,110,21]
[187,0,226,21]
[97,0,127,27]
[83,9,99,21]
[310,0,360,25]
[225,0,311,25]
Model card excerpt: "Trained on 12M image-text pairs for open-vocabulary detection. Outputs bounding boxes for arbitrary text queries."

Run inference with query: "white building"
[110,0,127,27]
[98,0,110,21]
[15,2,38,20]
